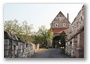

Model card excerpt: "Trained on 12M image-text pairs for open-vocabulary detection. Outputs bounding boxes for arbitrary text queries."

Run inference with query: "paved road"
[31,48,71,58]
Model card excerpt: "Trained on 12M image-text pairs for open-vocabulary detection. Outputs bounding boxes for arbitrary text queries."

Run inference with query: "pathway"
[31,48,71,58]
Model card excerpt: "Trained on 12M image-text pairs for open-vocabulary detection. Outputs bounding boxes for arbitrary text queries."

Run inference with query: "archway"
[52,31,67,48]
[52,36,61,48]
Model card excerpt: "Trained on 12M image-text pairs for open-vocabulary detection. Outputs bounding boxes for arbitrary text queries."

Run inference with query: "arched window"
[55,23,58,27]
[63,23,66,27]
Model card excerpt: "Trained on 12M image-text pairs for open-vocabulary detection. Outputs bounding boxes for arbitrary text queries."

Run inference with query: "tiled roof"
[51,28,68,34]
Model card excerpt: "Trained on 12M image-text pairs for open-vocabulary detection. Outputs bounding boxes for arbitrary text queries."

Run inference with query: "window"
[55,23,58,27]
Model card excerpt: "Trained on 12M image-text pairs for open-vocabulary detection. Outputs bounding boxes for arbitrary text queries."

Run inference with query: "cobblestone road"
[31,48,71,58]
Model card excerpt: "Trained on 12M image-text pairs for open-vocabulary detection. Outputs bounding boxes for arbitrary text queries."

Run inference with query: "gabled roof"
[57,11,65,17]
[52,11,70,23]
[4,31,12,39]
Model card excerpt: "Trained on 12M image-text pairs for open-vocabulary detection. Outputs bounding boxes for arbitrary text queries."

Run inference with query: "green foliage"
[22,21,32,35]
[38,26,53,44]
[59,31,67,47]
[4,19,21,34]
[34,35,42,44]
[4,20,32,42]
[4,20,53,45]
[46,29,53,44]
[32,25,53,46]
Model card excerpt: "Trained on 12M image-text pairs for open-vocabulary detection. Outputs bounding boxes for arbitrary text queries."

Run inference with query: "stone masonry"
[4,31,35,58]
[65,5,84,58]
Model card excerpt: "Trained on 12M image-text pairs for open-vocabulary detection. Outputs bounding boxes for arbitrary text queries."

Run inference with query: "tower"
[50,11,70,36]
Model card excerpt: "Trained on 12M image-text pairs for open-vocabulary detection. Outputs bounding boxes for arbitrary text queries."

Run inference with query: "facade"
[65,5,84,58]
[50,11,70,37]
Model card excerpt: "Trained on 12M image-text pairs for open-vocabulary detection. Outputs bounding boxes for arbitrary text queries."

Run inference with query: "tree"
[4,20,32,42]
[19,21,32,42]
[37,25,48,44]
[46,29,53,46]
[4,20,12,32]
[35,25,53,47]
[4,19,21,34]
[22,21,32,35]
[31,33,43,49]
[34,35,42,44]
[59,31,67,47]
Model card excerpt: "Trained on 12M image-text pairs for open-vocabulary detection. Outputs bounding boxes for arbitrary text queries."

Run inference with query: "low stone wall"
[4,31,35,58]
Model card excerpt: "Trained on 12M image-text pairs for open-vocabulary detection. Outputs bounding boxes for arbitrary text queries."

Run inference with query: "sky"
[4,4,83,32]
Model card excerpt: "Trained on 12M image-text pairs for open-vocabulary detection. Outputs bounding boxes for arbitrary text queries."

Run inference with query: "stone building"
[50,11,70,47]
[50,11,70,36]
[65,5,84,58]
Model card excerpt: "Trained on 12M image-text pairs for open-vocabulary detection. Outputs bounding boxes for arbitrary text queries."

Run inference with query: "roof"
[51,11,70,23]
[67,26,84,41]
[72,5,84,25]
[10,34,19,41]
[4,31,12,39]
[57,11,65,17]
[18,37,26,43]
[51,28,68,34]
[4,31,19,41]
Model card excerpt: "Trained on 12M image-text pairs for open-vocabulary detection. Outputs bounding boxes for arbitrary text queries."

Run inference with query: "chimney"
[67,13,69,21]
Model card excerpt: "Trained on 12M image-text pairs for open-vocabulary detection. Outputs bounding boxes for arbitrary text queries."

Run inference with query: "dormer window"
[55,23,58,27]
[63,23,66,27]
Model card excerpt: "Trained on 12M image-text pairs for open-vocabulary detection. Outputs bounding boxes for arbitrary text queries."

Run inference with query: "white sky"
[4,4,83,32]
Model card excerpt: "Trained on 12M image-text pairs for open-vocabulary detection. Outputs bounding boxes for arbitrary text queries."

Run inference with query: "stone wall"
[76,30,84,58]
[65,5,84,58]
[4,31,35,58]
